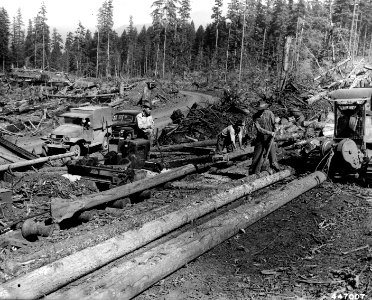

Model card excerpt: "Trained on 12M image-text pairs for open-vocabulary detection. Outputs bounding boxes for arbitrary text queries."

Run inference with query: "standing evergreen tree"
[178,0,192,73]
[73,22,86,75]
[211,0,223,59]
[119,30,129,75]
[24,19,34,67]
[0,7,10,71]
[97,0,114,76]
[151,0,179,78]
[126,15,137,76]
[11,8,25,68]
[35,2,50,70]
[62,32,74,72]
[50,28,63,71]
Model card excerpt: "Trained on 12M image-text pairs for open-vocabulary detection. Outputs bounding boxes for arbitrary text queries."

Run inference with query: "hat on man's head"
[256,101,269,111]
[142,100,152,109]
[146,81,156,89]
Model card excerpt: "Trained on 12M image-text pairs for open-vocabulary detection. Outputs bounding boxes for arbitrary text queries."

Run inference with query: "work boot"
[271,163,281,172]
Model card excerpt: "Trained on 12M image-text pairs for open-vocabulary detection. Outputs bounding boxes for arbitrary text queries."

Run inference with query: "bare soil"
[137,181,372,300]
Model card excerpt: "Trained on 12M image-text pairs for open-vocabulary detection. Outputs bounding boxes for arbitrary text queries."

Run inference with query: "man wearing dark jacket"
[249,101,280,174]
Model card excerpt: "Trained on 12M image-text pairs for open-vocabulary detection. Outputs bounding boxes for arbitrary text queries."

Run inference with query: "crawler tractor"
[319,88,372,184]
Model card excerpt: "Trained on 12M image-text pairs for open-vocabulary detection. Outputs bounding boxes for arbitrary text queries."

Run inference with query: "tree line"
[0,0,371,82]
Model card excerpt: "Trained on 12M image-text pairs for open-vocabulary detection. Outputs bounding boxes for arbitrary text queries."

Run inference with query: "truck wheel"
[70,144,81,159]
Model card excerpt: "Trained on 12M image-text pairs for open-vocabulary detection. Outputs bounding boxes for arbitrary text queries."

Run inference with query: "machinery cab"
[330,88,372,149]
[118,138,151,169]
[327,88,372,180]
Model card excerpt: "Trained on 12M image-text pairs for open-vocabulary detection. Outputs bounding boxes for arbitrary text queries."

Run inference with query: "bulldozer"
[318,88,372,184]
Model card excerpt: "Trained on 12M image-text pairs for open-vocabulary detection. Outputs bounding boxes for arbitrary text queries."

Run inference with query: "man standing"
[136,100,154,140]
[250,101,280,174]
[216,120,244,154]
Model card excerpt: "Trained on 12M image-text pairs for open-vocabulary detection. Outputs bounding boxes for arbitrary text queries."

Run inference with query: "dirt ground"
[136,180,372,300]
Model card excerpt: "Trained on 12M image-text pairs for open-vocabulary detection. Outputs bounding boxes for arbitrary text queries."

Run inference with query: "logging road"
[9,90,218,155]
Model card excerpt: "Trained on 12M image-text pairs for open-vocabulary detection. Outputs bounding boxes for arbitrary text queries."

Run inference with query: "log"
[275,132,305,142]
[164,181,218,190]
[0,152,77,172]
[51,164,201,223]
[0,170,292,299]
[42,93,118,99]
[314,57,350,81]
[158,139,217,152]
[49,171,326,300]
[307,91,328,105]
[149,151,193,158]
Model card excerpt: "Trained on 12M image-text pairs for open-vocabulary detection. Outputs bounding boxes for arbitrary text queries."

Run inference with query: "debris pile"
[8,172,98,222]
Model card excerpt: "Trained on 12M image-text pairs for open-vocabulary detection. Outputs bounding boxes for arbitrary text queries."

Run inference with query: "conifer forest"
[0,0,371,83]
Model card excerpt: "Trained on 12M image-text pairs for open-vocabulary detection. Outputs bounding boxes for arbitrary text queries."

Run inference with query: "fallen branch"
[341,245,369,256]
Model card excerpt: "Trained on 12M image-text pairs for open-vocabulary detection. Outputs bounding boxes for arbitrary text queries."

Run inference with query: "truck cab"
[111,110,141,141]
[42,106,113,157]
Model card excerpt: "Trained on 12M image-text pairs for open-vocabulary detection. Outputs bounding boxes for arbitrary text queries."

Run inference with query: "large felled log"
[42,93,118,99]
[158,139,217,152]
[0,152,77,172]
[164,181,218,189]
[0,170,292,299]
[275,132,305,142]
[49,171,326,300]
[314,57,350,81]
[51,164,200,223]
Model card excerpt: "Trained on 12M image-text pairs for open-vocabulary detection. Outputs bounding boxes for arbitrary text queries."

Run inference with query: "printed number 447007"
[331,293,367,300]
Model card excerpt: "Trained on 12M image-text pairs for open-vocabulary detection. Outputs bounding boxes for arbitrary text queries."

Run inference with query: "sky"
[2,0,227,37]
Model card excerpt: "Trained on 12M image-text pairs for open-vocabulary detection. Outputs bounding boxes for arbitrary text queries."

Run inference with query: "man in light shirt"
[216,120,244,154]
[136,100,154,140]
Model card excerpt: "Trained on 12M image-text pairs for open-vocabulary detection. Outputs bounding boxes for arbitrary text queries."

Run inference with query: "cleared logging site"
[1,0,372,299]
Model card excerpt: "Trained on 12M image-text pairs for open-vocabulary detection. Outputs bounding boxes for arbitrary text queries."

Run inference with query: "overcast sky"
[2,0,227,34]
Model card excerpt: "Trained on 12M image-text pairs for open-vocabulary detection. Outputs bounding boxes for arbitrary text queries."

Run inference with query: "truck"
[42,106,113,157]
[111,109,141,141]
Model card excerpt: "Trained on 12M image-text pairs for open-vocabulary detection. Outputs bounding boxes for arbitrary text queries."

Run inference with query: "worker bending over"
[136,100,154,140]
[249,101,280,174]
[216,120,244,154]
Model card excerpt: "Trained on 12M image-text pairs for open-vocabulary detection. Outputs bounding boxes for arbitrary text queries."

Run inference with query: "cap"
[142,100,152,109]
